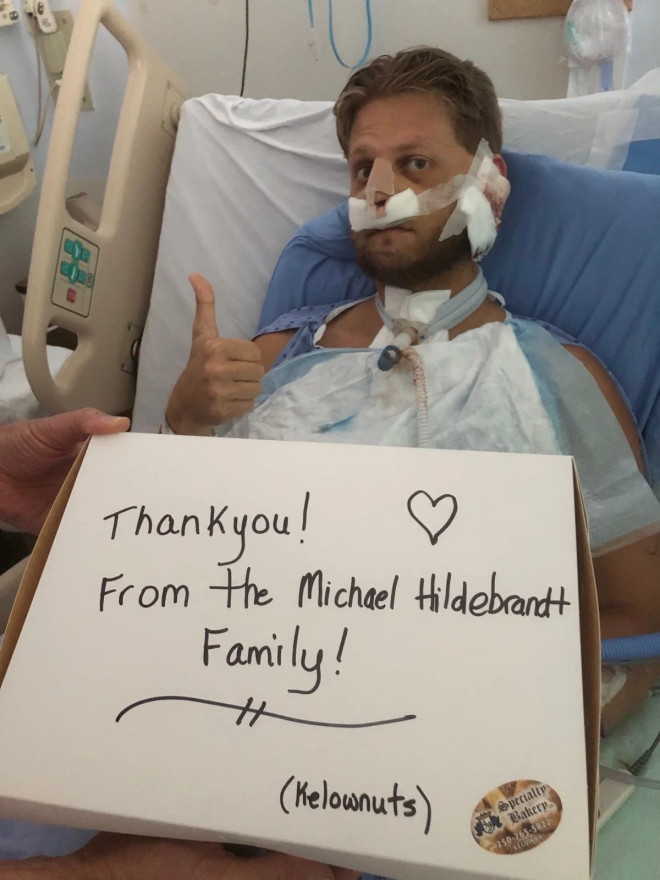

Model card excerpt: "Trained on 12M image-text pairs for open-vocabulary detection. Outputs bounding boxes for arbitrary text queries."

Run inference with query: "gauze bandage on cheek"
[439,140,511,260]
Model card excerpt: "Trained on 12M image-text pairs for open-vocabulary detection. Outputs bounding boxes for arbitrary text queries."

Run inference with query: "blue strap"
[308,0,373,70]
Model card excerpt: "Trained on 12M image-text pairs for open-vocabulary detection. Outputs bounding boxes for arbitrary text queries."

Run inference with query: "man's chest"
[317,299,383,350]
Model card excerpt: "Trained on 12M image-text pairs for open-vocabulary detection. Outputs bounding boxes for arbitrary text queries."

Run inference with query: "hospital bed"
[0,320,70,425]
[20,0,186,417]
[19,0,660,455]
[6,0,660,874]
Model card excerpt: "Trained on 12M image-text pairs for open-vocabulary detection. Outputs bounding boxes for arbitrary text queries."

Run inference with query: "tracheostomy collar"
[374,268,490,372]
[376,268,489,339]
[348,139,510,259]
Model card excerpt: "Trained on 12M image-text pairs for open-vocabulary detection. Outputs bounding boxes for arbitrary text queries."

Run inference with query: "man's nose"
[366,158,396,212]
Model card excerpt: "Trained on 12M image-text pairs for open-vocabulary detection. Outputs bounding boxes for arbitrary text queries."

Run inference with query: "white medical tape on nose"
[348,176,463,231]
[366,156,395,210]
[349,188,423,231]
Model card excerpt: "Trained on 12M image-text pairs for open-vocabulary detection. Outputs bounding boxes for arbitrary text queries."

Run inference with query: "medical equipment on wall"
[565,0,631,96]
[307,0,373,68]
[21,0,187,415]
[239,0,249,96]
[0,1,19,27]
[22,0,57,34]
[0,74,37,213]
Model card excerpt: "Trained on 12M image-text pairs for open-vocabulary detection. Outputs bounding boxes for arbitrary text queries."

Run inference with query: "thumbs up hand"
[165,274,264,435]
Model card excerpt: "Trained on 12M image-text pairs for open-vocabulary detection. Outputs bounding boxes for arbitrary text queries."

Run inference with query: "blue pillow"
[623,139,660,174]
[620,95,660,175]
[259,151,660,483]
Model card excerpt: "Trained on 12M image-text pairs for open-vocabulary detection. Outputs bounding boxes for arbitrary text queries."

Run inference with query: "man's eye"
[406,157,430,172]
[354,165,371,183]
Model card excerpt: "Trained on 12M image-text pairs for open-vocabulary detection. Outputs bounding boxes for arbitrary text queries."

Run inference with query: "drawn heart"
[407,491,458,546]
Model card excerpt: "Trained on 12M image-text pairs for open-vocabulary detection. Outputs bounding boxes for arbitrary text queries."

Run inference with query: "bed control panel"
[51,227,99,317]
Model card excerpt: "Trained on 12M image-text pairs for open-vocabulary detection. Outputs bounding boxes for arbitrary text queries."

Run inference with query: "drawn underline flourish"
[115,694,416,730]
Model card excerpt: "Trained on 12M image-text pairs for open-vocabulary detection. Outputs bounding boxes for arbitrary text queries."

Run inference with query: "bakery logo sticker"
[473,811,502,836]
[471,779,562,855]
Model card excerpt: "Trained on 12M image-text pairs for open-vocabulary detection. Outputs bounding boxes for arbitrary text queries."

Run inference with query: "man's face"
[348,92,475,289]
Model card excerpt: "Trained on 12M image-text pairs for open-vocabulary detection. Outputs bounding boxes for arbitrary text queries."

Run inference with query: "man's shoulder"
[254,300,348,371]
[257,300,350,336]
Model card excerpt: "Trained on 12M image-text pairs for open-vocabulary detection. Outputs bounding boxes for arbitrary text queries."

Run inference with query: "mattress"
[0,336,71,425]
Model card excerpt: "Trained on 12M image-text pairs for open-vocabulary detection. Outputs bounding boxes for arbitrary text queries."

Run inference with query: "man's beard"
[352,225,472,289]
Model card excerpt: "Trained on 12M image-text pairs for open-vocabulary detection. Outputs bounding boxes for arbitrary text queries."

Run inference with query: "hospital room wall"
[0,0,131,333]
[127,0,570,104]
[625,0,660,86]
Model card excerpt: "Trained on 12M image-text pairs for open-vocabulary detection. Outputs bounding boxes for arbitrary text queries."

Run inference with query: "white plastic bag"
[565,0,631,96]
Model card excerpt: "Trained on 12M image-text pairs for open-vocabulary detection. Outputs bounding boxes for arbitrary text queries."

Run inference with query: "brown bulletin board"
[489,0,631,20]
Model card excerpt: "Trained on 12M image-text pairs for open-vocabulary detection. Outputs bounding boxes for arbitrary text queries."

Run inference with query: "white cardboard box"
[0,434,600,879]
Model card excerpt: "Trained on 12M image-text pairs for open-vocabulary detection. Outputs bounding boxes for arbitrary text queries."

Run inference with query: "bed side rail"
[22,0,187,414]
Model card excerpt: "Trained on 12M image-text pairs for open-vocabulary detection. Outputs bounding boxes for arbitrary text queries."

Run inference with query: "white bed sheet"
[133,77,660,433]
[133,95,349,432]
[0,336,71,425]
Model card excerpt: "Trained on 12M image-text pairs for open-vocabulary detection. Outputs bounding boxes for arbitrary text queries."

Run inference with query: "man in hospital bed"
[165,48,659,683]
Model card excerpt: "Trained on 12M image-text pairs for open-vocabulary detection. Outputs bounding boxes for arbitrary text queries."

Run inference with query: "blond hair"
[334,47,502,156]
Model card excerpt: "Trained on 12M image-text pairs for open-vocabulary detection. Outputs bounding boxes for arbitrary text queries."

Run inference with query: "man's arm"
[0,833,357,880]
[166,275,291,436]
[0,410,129,535]
[564,345,660,639]
[254,329,297,371]
[592,534,660,640]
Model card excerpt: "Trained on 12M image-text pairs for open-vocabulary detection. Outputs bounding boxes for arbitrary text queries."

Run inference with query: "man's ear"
[484,153,511,225]
[493,154,508,179]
